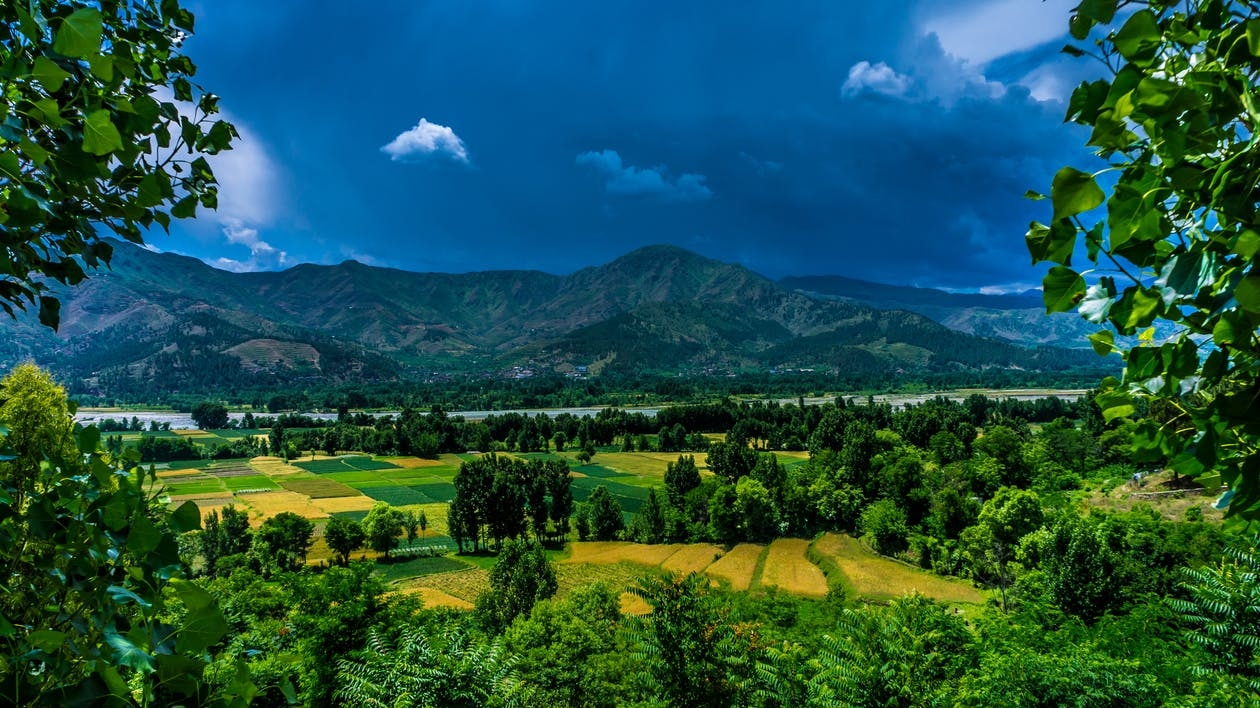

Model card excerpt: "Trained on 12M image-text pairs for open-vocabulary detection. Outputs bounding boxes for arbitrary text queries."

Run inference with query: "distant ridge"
[0,241,1102,396]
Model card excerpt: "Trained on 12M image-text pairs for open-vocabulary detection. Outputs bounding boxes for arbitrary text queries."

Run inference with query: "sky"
[163,0,1105,292]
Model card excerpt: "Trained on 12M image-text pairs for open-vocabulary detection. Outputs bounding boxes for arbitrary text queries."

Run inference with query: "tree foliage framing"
[1032,0,1260,519]
[0,0,234,328]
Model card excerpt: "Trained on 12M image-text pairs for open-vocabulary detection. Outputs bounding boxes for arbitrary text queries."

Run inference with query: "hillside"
[0,242,1103,396]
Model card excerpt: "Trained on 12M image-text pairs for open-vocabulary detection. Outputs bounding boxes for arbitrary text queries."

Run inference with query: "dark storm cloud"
[171,0,1094,289]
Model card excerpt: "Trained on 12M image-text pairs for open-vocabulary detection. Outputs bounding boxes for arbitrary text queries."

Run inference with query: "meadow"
[159,447,987,611]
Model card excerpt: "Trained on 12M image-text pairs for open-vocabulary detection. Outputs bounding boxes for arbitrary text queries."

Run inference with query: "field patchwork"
[704,543,765,591]
[810,533,982,604]
[759,538,829,598]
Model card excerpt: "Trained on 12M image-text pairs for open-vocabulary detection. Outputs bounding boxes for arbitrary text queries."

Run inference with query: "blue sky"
[165,0,1102,292]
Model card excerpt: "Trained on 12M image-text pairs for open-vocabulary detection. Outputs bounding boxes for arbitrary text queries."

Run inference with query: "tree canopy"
[0,0,234,328]
[1032,0,1260,519]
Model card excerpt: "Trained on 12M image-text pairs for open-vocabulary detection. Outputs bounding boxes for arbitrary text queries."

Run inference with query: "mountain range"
[0,242,1105,396]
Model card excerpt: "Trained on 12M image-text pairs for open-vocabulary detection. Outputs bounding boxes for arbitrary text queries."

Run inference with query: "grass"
[359,485,436,506]
[279,477,361,498]
[810,533,983,604]
[161,478,226,496]
[758,538,829,598]
[294,456,401,474]
[222,475,280,491]
[376,555,471,583]
[706,543,766,591]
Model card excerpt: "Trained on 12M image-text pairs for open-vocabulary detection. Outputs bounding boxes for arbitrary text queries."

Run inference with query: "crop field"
[705,543,765,591]
[810,533,982,604]
[660,543,725,575]
[278,477,361,498]
[759,538,829,598]
[294,456,402,474]
[571,476,650,514]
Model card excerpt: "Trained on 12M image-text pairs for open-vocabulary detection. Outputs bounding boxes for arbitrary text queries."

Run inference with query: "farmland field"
[810,533,983,603]
[759,538,829,598]
[705,543,765,591]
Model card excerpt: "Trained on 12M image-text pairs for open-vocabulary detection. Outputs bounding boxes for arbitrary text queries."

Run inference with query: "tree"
[0,364,244,704]
[323,515,366,566]
[630,487,667,544]
[190,401,229,430]
[475,539,559,633]
[708,484,743,545]
[403,509,420,548]
[1030,0,1260,519]
[254,511,315,574]
[962,487,1043,610]
[588,485,624,541]
[0,0,234,328]
[664,454,702,508]
[199,504,252,576]
[362,502,405,559]
[861,498,910,556]
[418,509,428,541]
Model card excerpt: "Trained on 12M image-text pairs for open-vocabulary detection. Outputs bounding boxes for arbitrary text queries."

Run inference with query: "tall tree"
[190,401,229,430]
[254,511,315,574]
[362,502,405,559]
[475,539,559,634]
[664,454,701,508]
[323,515,366,566]
[588,485,624,541]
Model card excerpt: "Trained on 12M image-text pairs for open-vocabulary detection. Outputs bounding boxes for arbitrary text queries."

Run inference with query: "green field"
[294,456,402,474]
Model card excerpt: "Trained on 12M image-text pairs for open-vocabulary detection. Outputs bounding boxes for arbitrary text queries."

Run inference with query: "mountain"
[779,274,1102,348]
[0,242,1103,397]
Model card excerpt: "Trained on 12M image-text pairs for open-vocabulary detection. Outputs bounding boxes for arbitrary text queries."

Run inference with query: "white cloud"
[842,35,1006,108]
[919,0,1077,66]
[576,149,713,202]
[381,118,470,163]
[841,61,913,99]
[207,218,289,272]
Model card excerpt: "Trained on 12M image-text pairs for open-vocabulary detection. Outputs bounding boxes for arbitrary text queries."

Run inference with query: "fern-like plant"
[1169,538,1260,694]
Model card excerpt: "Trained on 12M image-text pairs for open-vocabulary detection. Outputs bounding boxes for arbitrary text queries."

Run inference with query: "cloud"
[207,218,289,272]
[576,149,713,202]
[381,118,470,163]
[843,34,1005,107]
[841,61,912,99]
[919,0,1078,67]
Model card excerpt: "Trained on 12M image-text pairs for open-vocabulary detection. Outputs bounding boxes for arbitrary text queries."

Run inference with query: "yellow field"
[811,533,983,604]
[411,568,489,602]
[180,495,236,520]
[660,544,724,575]
[704,543,765,591]
[240,490,327,520]
[564,542,683,567]
[759,538,829,598]
[406,503,450,537]
[383,456,449,469]
[248,456,307,477]
[173,430,213,437]
[399,585,475,610]
[619,592,652,615]
[310,495,377,515]
[156,468,204,478]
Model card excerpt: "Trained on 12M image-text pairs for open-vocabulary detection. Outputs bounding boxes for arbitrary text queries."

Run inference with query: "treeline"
[69,365,1111,410]
[447,455,574,550]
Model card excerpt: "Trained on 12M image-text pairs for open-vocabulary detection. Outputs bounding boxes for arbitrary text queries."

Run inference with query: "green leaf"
[77,425,100,454]
[1042,266,1086,313]
[1096,388,1135,422]
[27,629,66,652]
[1078,0,1117,23]
[1236,230,1260,261]
[82,110,123,156]
[127,515,162,554]
[171,195,197,219]
[88,55,114,81]
[106,632,155,673]
[32,57,70,89]
[1026,220,1076,265]
[170,501,201,533]
[1051,167,1104,221]
[1247,18,1260,56]
[1112,10,1161,63]
[1088,329,1115,357]
[0,152,20,181]
[38,296,60,330]
[1235,274,1260,314]
[1212,311,1249,346]
[53,8,103,59]
[177,604,229,654]
[1123,287,1163,329]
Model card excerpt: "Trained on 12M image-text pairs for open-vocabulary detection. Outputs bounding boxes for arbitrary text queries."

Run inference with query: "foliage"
[363,502,405,558]
[0,364,248,704]
[475,539,559,634]
[323,515,366,566]
[191,402,230,430]
[962,487,1043,610]
[1031,0,1260,519]
[624,572,752,708]
[253,511,314,574]
[861,498,910,556]
[199,504,251,577]
[588,485,625,541]
[336,623,534,708]
[0,0,234,328]
[1169,536,1260,693]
